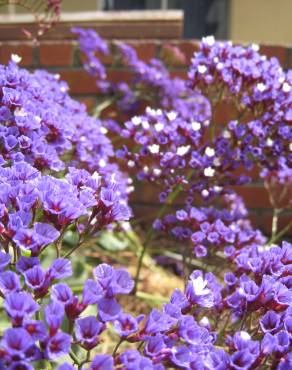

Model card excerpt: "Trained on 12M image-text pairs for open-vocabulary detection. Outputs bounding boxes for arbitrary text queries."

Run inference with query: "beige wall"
[230,0,292,44]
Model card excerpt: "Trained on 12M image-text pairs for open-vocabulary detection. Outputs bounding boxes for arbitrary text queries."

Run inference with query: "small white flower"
[98,159,106,168]
[148,144,160,154]
[256,83,266,92]
[213,158,221,167]
[191,121,201,131]
[143,166,149,173]
[201,189,209,197]
[203,35,215,46]
[204,167,215,177]
[167,111,177,121]
[289,142,292,151]
[216,62,224,70]
[205,147,215,157]
[100,126,108,134]
[154,122,164,132]
[132,116,142,126]
[278,76,285,84]
[213,186,223,193]
[92,171,100,180]
[141,120,150,129]
[54,74,60,80]
[153,168,161,176]
[200,316,210,326]
[177,145,190,156]
[127,160,135,168]
[11,54,22,63]
[223,130,231,139]
[282,82,291,93]
[251,44,259,52]
[198,64,207,74]
[14,107,27,117]
[266,138,274,147]
[192,276,210,296]
[203,120,210,127]
[34,115,42,123]
[60,86,67,93]
[239,331,251,341]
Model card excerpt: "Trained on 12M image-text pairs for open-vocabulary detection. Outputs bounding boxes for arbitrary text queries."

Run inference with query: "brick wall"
[0,38,291,237]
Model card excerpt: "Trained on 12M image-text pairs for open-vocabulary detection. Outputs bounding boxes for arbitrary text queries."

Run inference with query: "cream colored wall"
[230,0,292,44]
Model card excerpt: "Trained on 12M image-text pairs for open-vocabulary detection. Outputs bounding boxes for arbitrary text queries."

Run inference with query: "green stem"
[268,220,292,245]
[112,338,123,356]
[63,234,84,258]
[92,97,116,118]
[69,350,81,366]
[132,184,183,295]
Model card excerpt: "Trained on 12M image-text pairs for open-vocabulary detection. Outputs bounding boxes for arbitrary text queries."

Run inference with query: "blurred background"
[1,0,292,43]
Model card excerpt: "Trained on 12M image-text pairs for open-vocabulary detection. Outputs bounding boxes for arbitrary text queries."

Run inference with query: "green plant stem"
[63,234,84,258]
[69,350,81,366]
[92,97,116,118]
[268,220,292,245]
[132,184,183,295]
[112,338,124,356]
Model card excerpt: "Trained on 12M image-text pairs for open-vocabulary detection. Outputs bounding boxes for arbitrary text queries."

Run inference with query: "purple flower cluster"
[74,27,210,120]
[154,194,264,258]
[189,36,292,183]
[0,59,130,199]
[0,29,290,369]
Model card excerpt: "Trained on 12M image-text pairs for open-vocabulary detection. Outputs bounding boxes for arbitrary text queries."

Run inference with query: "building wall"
[230,0,292,44]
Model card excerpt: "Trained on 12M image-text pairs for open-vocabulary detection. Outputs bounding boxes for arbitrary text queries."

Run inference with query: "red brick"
[39,42,73,67]
[107,69,133,84]
[161,40,199,66]
[126,41,157,63]
[176,40,200,62]
[230,185,271,209]
[76,97,97,111]
[169,70,188,79]
[0,42,34,67]
[78,47,114,67]
[260,213,292,236]
[59,70,100,94]
[260,45,287,67]
[286,48,292,69]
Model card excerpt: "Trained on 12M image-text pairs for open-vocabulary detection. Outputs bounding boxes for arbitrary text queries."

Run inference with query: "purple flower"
[204,349,230,370]
[93,263,134,297]
[230,349,255,370]
[23,266,46,291]
[75,316,104,350]
[45,301,65,335]
[275,330,290,353]
[144,309,176,335]
[90,354,114,370]
[113,313,142,337]
[45,332,71,359]
[23,320,47,341]
[185,272,214,308]
[118,349,153,370]
[4,292,39,325]
[0,252,11,271]
[98,297,121,322]
[0,271,21,295]
[260,311,281,334]
[48,258,72,280]
[0,328,33,361]
[16,257,40,273]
